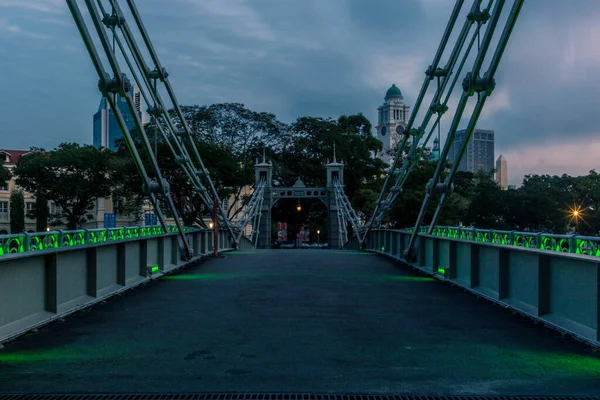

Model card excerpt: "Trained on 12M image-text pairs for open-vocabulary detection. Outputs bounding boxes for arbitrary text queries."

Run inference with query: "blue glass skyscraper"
[93,85,144,151]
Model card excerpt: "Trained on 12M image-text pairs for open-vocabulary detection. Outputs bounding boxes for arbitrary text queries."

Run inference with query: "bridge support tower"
[255,157,273,249]
[326,156,344,249]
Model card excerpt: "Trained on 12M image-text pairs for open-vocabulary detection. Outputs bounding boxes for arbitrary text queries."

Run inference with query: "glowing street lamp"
[296,200,302,212]
[209,222,214,229]
[317,229,320,244]
[567,203,585,233]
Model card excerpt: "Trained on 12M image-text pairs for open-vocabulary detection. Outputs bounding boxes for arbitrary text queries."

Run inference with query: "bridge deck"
[1,250,599,395]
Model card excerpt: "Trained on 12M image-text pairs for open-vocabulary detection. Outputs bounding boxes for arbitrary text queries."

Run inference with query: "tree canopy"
[11,102,600,238]
[14,143,116,229]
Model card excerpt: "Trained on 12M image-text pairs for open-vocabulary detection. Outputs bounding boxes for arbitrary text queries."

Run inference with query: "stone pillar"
[255,154,273,249]
[325,148,344,249]
[327,189,341,249]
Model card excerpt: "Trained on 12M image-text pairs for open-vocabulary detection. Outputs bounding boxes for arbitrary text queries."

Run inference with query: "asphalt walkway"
[1,250,599,395]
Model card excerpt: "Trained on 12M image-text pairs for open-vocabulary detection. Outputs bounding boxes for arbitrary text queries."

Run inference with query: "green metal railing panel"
[398,225,600,257]
[0,225,198,258]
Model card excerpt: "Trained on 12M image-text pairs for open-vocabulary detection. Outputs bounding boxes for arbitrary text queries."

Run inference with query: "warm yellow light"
[296,205,302,212]
[209,222,214,229]
[46,227,50,232]
[317,230,320,234]
[567,203,585,226]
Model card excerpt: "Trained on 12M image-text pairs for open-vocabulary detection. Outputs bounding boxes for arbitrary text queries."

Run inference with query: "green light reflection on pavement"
[374,274,435,282]
[0,344,120,364]
[515,348,600,376]
[161,273,245,281]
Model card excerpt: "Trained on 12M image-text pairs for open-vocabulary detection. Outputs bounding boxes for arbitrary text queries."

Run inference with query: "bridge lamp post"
[568,205,584,232]
[317,229,320,244]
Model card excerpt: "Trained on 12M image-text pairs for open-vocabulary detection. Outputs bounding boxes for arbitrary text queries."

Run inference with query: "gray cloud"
[1,0,599,184]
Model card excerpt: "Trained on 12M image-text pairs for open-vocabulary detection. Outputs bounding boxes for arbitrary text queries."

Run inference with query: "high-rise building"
[375,84,410,164]
[495,154,508,189]
[93,84,145,151]
[448,128,495,173]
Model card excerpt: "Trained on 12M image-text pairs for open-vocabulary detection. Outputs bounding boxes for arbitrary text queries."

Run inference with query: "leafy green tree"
[0,162,10,187]
[388,155,441,229]
[33,194,49,232]
[9,190,25,233]
[562,170,600,235]
[277,114,382,192]
[14,143,115,230]
[462,171,508,229]
[504,174,572,233]
[115,132,249,226]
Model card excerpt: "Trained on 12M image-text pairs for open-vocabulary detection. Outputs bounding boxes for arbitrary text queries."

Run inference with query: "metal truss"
[332,179,367,244]
[66,0,235,257]
[232,179,266,246]
[332,183,349,248]
[403,0,524,259]
[362,0,523,259]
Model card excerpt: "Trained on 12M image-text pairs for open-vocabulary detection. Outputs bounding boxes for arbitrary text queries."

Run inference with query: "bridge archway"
[254,157,344,249]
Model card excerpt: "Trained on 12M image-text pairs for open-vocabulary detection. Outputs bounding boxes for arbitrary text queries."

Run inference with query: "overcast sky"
[1,0,600,186]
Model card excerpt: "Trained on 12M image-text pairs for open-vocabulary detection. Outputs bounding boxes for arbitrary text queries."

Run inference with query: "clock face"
[396,125,405,135]
[381,126,387,136]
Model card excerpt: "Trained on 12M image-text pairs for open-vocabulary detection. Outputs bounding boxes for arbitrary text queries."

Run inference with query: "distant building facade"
[495,154,508,189]
[448,129,495,173]
[375,84,410,164]
[93,84,145,151]
[0,150,35,234]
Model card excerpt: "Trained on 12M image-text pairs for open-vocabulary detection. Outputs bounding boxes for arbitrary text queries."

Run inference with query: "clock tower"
[376,84,410,164]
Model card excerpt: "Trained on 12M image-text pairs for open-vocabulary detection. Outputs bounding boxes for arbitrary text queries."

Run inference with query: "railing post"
[86,246,98,297]
[201,231,207,254]
[139,239,148,278]
[432,238,439,272]
[498,248,509,299]
[569,234,578,253]
[44,252,58,313]
[57,230,64,249]
[157,236,165,271]
[448,241,457,279]
[171,235,178,265]
[537,254,550,316]
[117,243,126,285]
[469,243,480,288]
[23,232,30,252]
[399,231,405,258]
[193,232,200,257]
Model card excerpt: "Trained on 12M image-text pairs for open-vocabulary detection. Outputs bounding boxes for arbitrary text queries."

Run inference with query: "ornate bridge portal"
[254,156,345,249]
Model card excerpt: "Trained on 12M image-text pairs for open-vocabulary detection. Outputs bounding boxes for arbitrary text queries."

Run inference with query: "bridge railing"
[0,225,234,343]
[0,225,198,257]
[366,228,600,346]
[402,226,600,256]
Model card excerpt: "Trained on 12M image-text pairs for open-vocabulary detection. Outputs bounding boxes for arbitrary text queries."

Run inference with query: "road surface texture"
[1,250,599,395]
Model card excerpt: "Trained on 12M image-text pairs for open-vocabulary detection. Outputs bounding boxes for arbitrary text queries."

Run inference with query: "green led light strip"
[0,225,205,257]
[400,225,600,258]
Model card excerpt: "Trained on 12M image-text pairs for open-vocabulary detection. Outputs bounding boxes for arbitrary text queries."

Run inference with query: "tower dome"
[385,84,403,99]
